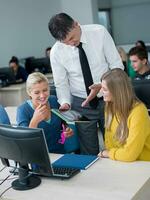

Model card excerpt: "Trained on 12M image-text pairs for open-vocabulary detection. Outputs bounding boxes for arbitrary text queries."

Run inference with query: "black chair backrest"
[132,79,150,109]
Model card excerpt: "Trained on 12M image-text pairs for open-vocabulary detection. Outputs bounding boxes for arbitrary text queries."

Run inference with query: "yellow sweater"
[105,103,150,161]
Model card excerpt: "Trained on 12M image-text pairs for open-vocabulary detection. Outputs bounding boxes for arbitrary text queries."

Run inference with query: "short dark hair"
[48,13,75,41]
[135,40,146,49]
[129,46,148,60]
[46,47,51,52]
[9,56,19,65]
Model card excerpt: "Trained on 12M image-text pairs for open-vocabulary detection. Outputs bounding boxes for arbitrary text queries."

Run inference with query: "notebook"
[52,154,99,170]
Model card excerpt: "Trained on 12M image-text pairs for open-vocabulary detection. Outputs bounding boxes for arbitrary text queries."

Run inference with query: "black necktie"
[77,42,98,109]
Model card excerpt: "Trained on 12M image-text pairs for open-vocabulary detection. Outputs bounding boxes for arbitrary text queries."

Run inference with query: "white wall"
[111,0,150,45]
[98,0,150,46]
[1,0,150,66]
[0,0,61,66]
[0,0,98,67]
[61,0,98,24]
[98,0,111,9]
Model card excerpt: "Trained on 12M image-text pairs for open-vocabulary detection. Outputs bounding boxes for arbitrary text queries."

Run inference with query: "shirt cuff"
[59,99,71,107]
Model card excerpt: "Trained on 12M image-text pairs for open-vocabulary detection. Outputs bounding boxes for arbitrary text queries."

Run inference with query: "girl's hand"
[58,125,74,144]
[64,127,74,138]
[31,104,50,126]
[98,150,109,158]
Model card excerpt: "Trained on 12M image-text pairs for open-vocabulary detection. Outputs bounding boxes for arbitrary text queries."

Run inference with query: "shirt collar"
[80,25,87,44]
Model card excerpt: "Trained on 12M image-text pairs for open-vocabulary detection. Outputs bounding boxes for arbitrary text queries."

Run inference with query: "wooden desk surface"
[0,83,28,107]
[0,154,150,200]
[0,83,26,91]
[0,73,53,91]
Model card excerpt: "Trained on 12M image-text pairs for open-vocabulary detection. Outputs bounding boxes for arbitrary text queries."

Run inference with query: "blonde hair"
[26,72,49,95]
[101,69,140,144]
[117,47,127,62]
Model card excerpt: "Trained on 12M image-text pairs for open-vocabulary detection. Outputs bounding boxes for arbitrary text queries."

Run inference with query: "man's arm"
[50,47,71,110]
[103,27,124,70]
[82,27,124,107]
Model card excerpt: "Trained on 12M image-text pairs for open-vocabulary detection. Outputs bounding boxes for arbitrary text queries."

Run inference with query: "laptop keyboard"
[53,166,80,178]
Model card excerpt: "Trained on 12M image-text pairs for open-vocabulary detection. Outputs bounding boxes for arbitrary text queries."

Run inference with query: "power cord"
[0,186,12,198]
[0,166,18,198]
[0,166,6,172]
[0,176,18,182]
[0,166,17,186]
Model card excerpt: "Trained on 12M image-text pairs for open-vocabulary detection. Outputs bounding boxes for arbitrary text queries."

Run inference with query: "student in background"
[117,47,128,73]
[129,46,150,80]
[135,40,150,63]
[135,40,147,49]
[126,41,147,79]
[45,47,51,58]
[9,56,28,82]
[98,69,150,161]
[44,47,52,73]
[16,72,73,153]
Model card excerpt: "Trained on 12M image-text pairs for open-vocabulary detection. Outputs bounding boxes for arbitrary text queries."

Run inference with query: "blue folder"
[52,154,99,170]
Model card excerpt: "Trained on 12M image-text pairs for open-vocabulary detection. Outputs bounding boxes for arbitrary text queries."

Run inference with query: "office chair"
[132,79,150,114]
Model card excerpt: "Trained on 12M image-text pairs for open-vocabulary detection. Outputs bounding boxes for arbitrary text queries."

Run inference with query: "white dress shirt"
[50,24,124,105]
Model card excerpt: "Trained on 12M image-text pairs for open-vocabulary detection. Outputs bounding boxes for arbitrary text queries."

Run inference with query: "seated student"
[0,105,11,125]
[129,46,150,80]
[9,56,28,83]
[98,69,150,162]
[135,40,147,49]
[117,47,128,73]
[45,46,51,58]
[126,58,136,78]
[16,72,73,154]
[135,40,150,63]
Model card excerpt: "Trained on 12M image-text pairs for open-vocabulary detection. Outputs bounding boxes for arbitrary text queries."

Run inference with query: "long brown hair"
[101,68,140,144]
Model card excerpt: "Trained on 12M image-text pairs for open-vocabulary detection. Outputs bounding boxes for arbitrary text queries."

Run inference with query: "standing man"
[48,13,124,155]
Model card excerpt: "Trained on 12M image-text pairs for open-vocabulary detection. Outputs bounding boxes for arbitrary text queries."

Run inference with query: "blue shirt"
[15,66,28,82]
[16,96,65,153]
[0,105,10,125]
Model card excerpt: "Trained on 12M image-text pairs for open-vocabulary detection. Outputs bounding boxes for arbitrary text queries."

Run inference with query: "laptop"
[31,156,81,179]
[10,155,80,179]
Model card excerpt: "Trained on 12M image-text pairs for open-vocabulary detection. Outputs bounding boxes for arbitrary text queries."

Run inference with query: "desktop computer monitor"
[25,57,51,74]
[0,67,16,86]
[132,79,150,109]
[0,124,53,190]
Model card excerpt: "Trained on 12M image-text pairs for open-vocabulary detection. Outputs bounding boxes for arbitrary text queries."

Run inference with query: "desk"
[0,73,54,107]
[45,73,53,84]
[0,154,150,200]
[4,106,17,125]
[0,83,28,107]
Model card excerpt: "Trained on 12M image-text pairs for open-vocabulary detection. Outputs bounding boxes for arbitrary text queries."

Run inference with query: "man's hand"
[82,83,101,107]
[59,103,70,111]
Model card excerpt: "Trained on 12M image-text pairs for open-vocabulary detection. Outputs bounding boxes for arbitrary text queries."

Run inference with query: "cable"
[0,173,13,186]
[0,186,12,198]
[0,167,17,186]
[0,166,6,172]
[0,176,18,181]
